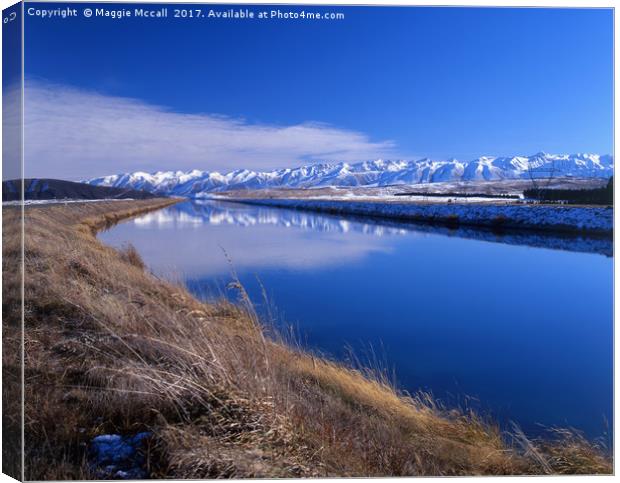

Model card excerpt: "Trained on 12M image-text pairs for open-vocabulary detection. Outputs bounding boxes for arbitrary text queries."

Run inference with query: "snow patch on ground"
[89,432,150,479]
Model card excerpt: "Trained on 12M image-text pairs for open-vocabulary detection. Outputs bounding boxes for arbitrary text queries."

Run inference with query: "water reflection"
[121,200,612,273]
[133,200,409,236]
[101,200,411,277]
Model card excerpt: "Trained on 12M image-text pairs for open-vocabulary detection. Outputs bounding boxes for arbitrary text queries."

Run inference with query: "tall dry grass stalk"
[1,199,612,479]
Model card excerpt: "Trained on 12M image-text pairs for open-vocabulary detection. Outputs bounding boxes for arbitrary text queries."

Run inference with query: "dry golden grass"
[2,206,23,481]
[1,199,613,479]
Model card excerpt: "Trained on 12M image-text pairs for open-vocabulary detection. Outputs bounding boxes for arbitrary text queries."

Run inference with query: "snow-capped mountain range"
[87,153,613,197]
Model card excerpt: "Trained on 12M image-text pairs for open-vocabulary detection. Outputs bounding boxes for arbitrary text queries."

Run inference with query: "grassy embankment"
[2,199,612,479]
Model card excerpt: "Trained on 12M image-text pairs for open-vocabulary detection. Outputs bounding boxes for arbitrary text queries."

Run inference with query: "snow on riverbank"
[229,198,613,235]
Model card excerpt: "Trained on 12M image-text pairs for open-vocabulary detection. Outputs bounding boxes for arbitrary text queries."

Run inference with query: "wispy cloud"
[23,80,400,180]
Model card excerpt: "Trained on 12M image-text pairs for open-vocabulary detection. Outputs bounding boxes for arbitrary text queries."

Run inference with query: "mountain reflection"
[100,200,612,279]
[133,200,409,237]
[100,200,412,278]
[135,200,611,255]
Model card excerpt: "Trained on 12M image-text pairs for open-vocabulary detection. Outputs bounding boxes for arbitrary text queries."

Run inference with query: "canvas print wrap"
[1,1,614,479]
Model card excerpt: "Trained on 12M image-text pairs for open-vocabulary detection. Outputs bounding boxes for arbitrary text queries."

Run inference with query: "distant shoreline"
[221,197,613,237]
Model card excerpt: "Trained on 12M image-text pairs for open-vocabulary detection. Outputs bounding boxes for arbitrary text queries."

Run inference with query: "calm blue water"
[99,200,613,439]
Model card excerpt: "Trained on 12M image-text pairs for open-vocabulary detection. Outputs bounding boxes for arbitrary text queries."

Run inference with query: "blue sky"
[22,3,613,179]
